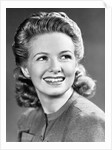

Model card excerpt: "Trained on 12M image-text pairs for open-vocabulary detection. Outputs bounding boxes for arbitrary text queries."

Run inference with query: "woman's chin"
[46,90,65,97]
[41,88,67,97]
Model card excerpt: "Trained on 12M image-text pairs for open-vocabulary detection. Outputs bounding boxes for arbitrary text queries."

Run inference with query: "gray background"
[6,8,105,142]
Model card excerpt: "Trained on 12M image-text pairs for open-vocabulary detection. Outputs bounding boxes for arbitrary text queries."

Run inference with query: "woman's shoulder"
[71,92,105,121]
[66,93,105,141]
[66,111,105,141]
[17,107,42,131]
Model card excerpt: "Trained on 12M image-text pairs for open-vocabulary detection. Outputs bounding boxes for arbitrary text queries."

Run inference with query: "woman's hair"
[12,12,96,108]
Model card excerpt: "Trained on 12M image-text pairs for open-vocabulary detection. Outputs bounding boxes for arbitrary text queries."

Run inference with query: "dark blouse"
[17,92,105,142]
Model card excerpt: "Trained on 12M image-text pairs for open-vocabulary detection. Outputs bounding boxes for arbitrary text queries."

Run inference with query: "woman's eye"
[36,56,48,61]
[61,55,72,60]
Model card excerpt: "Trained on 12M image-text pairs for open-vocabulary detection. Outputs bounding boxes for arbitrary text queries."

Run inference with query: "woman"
[12,12,105,142]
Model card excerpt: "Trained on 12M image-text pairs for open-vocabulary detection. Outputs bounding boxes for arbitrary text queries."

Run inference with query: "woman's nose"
[48,59,61,73]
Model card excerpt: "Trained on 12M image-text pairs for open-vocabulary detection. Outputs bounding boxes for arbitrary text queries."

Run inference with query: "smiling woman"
[12,12,105,142]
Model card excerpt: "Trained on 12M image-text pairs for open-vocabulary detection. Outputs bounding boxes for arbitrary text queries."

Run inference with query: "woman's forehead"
[29,32,75,55]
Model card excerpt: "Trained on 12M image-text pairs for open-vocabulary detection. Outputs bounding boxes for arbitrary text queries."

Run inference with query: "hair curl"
[12,12,96,108]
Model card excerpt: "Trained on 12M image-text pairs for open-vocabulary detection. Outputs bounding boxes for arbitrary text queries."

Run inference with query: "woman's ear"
[75,63,79,74]
[21,67,30,78]
[75,64,86,78]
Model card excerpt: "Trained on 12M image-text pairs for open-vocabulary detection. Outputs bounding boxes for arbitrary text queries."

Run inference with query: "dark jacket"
[17,92,105,142]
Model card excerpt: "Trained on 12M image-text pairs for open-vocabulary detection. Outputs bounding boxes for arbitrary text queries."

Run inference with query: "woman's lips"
[43,76,65,85]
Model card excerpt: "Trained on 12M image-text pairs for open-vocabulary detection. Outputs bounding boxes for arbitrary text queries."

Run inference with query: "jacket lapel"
[21,131,34,142]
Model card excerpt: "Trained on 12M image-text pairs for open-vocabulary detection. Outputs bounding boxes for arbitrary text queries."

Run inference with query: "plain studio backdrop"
[6,8,105,142]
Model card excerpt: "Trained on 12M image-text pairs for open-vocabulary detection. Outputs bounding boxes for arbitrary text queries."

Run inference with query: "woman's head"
[12,12,96,107]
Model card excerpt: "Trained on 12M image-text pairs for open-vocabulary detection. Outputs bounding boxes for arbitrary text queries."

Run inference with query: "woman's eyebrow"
[59,50,73,54]
[33,52,48,58]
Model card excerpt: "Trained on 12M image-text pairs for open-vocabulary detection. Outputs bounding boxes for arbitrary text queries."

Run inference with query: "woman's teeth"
[44,77,65,83]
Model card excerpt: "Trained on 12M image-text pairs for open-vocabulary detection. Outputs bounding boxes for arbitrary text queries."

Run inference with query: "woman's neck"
[36,88,74,114]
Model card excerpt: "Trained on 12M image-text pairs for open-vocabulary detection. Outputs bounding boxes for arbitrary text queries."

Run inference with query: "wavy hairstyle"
[12,12,96,107]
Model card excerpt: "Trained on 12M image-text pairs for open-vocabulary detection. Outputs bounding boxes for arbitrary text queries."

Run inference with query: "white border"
[0,1,112,150]
[0,0,106,8]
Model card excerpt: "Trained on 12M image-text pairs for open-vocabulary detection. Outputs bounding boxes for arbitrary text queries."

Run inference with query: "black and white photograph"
[6,8,105,142]
[0,0,112,150]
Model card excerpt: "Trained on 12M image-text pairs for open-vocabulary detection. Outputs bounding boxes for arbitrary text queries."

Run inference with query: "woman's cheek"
[29,63,48,78]
[64,64,76,77]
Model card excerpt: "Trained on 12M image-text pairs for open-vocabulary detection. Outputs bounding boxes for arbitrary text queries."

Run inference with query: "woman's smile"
[43,76,65,85]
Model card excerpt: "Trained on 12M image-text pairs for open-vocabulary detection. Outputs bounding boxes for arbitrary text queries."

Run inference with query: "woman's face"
[25,32,77,97]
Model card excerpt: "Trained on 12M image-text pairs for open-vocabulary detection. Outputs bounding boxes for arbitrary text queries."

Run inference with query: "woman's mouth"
[43,76,65,85]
